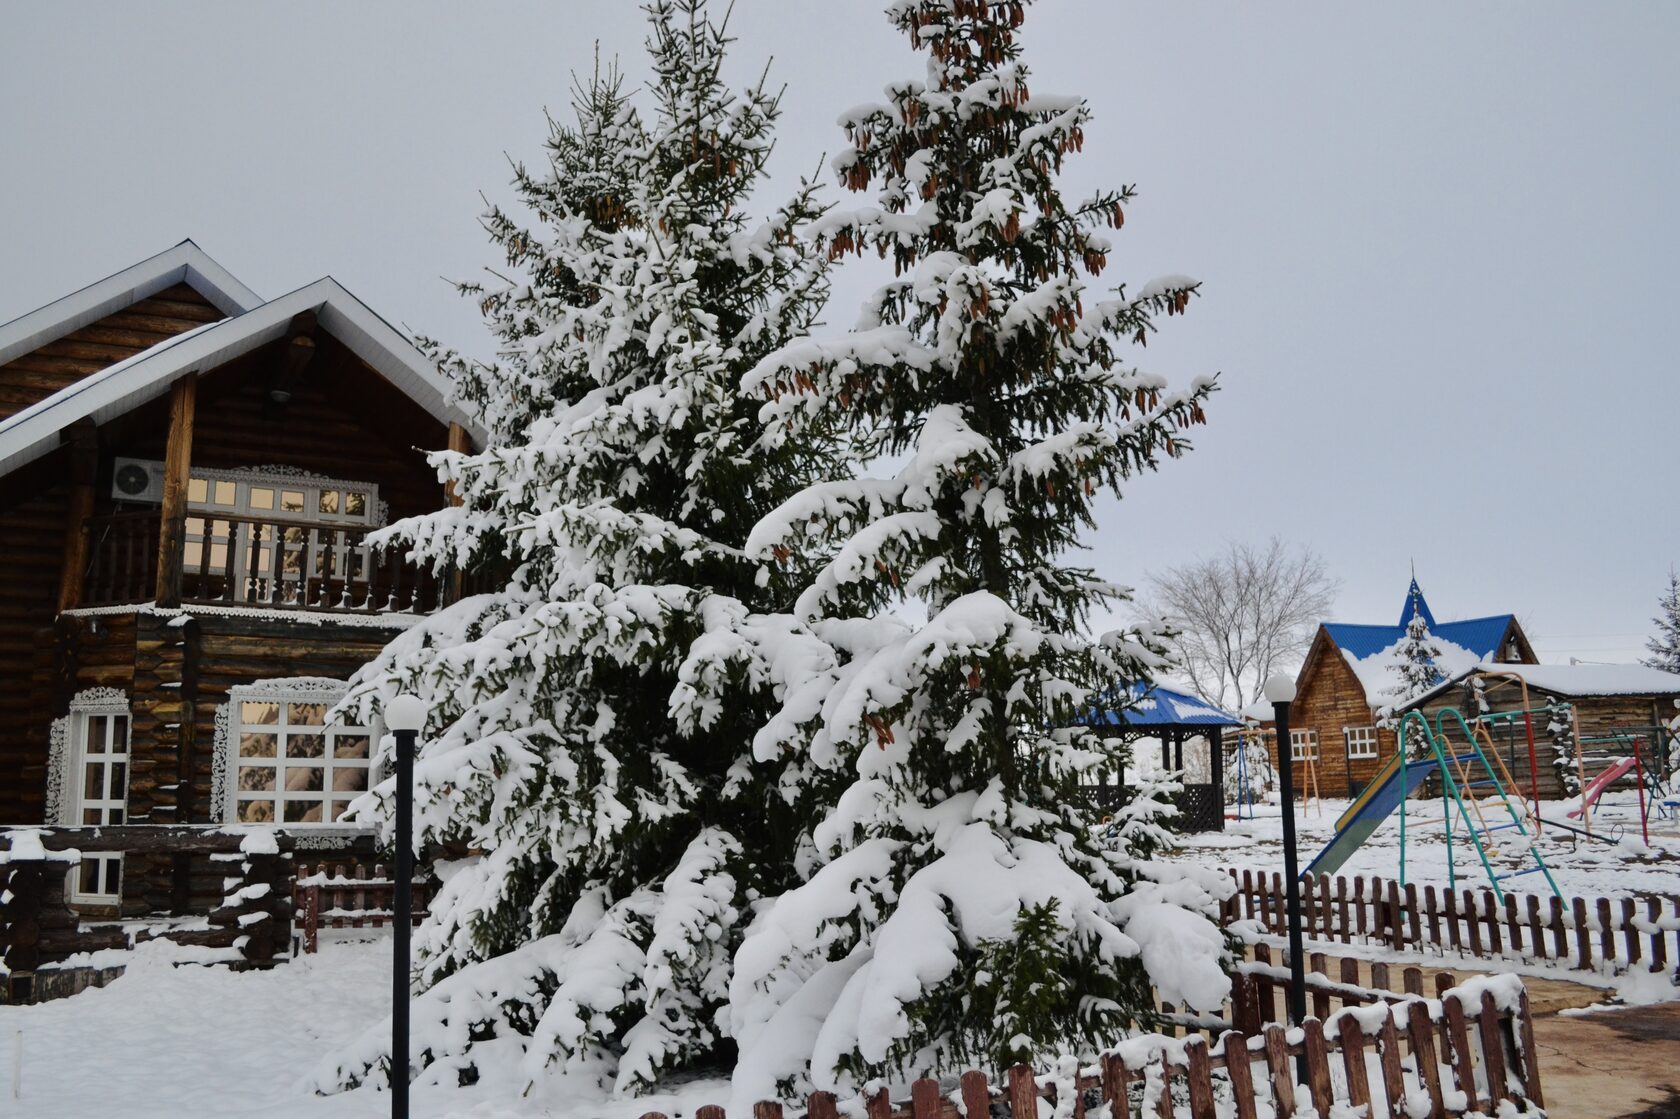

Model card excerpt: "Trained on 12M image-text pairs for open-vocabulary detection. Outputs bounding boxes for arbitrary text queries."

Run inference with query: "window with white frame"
[1289,728,1318,761]
[184,468,381,598]
[1344,725,1379,760]
[70,700,131,905]
[223,681,373,825]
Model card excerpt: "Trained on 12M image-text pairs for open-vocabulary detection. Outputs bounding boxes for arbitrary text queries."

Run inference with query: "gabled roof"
[0,275,483,479]
[1075,680,1241,729]
[0,240,260,368]
[1323,615,1516,662]
[1398,576,1436,628]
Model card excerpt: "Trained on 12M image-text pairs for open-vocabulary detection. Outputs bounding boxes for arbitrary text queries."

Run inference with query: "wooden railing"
[644,978,1543,1119]
[292,861,430,954]
[1225,866,1680,977]
[79,510,455,614]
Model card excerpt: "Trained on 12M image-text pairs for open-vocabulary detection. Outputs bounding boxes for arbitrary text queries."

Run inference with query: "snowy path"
[0,939,725,1119]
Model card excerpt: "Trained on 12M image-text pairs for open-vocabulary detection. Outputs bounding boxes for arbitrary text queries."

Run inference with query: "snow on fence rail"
[647,977,1541,1119]
[1225,867,1679,976]
[291,861,430,954]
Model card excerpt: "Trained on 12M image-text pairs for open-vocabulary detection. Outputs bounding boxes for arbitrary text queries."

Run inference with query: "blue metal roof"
[1399,577,1436,628]
[1323,614,1515,660]
[1074,680,1241,728]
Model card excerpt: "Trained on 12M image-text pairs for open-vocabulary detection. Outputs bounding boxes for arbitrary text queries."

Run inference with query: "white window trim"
[187,465,385,527]
[1344,725,1380,761]
[1289,728,1319,761]
[213,677,378,832]
[65,689,132,905]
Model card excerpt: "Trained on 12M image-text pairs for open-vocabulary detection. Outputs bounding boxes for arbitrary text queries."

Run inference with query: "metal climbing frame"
[1396,709,1562,902]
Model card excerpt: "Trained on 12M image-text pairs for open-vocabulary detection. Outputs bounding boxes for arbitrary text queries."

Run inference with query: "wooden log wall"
[0,282,224,421]
[0,482,71,823]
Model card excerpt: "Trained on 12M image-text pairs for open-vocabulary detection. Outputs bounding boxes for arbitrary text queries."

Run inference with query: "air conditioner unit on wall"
[111,457,167,504]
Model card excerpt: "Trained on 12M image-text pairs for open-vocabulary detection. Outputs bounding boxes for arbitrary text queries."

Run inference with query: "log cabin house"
[1393,663,1680,800]
[1254,580,1537,798]
[0,242,479,919]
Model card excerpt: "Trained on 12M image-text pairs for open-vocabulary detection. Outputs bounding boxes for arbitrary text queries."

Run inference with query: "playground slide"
[1566,756,1638,819]
[1303,750,1435,879]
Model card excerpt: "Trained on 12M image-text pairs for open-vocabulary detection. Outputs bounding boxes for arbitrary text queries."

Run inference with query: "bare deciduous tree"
[1143,537,1339,712]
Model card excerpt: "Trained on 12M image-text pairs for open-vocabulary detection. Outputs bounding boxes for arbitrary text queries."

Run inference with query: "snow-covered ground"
[0,939,725,1119]
[1175,788,1680,899]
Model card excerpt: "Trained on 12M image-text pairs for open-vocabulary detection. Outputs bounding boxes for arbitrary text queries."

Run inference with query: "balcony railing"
[79,510,455,615]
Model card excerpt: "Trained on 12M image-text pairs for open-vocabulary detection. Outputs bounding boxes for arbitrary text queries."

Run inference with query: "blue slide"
[1302,750,1435,879]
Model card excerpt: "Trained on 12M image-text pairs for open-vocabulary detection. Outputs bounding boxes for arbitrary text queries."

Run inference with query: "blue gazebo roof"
[1074,681,1241,729]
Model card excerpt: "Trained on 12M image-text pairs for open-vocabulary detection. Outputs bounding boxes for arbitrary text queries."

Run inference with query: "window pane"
[280,490,305,513]
[188,478,208,504]
[332,735,369,759]
[238,799,275,823]
[80,859,102,894]
[213,480,236,506]
[242,701,280,726]
[329,798,357,822]
[238,765,276,792]
[83,807,102,825]
[345,492,367,517]
[288,733,326,760]
[111,715,128,744]
[84,764,103,801]
[332,767,367,792]
[283,765,323,792]
[289,704,329,727]
[184,541,203,569]
[109,763,126,796]
[318,490,340,515]
[249,487,275,511]
[239,732,277,758]
[285,799,325,823]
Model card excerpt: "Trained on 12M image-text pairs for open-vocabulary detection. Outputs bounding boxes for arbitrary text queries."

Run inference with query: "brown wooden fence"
[642,977,1542,1119]
[1226,867,1679,977]
[292,861,429,954]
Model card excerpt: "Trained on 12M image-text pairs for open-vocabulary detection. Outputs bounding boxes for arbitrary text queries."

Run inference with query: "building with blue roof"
[1263,578,1536,799]
[1071,681,1240,833]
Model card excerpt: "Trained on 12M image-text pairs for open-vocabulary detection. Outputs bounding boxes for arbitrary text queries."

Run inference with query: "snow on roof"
[1341,629,1486,704]
[1074,680,1241,728]
[0,240,259,368]
[1401,662,1680,708]
[0,276,483,479]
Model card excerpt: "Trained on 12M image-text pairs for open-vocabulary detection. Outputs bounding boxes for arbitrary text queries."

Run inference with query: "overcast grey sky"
[3,2,1675,664]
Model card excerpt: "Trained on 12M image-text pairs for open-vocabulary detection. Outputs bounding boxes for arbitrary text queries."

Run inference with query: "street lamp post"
[1264,673,1308,1036]
[384,693,426,1119]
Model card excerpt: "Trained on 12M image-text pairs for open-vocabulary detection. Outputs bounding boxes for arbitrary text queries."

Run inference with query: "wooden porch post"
[154,374,197,608]
[444,421,470,507]
[446,421,471,603]
[56,418,100,612]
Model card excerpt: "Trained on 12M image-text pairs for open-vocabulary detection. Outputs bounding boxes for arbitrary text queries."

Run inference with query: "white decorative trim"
[69,686,130,715]
[47,688,133,826]
[214,677,376,830]
[46,716,71,825]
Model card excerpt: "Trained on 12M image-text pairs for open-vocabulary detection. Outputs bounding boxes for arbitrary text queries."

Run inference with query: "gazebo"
[1072,680,1241,832]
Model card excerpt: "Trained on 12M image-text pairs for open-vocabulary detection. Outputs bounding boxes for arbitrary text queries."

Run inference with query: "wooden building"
[0,242,480,916]
[1395,664,1680,800]
[1264,580,1536,798]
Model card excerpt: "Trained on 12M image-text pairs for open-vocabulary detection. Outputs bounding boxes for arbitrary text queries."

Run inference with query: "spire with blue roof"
[1399,572,1436,629]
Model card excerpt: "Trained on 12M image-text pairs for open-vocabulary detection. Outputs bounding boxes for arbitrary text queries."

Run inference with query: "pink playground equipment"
[1561,752,1651,845]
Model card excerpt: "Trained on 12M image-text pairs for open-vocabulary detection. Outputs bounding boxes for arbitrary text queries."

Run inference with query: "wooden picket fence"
[291,862,429,954]
[639,977,1542,1119]
[1226,866,1680,976]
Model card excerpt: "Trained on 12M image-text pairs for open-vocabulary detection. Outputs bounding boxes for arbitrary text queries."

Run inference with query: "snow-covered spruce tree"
[1384,616,1446,711]
[1644,570,1680,674]
[314,1,839,1096]
[713,1,1229,1103]
[1545,698,1581,796]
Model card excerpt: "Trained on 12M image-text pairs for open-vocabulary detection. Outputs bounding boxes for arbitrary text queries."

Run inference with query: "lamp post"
[1264,673,1307,1035]
[384,693,426,1119]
